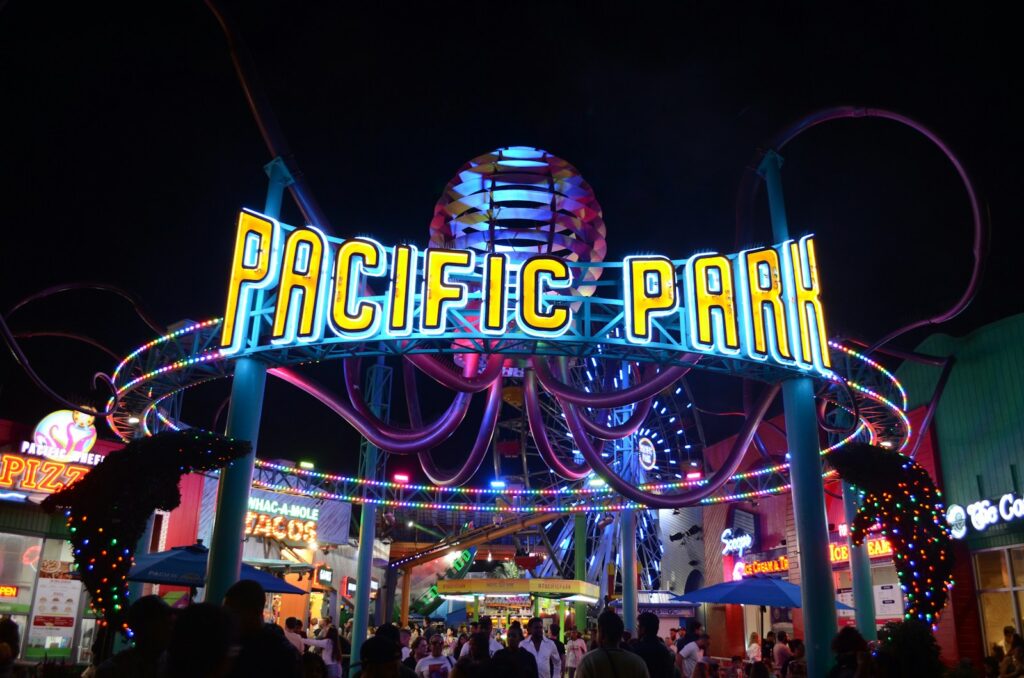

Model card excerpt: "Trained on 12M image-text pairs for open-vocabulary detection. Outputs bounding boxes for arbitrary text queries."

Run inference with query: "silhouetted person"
[373,624,417,678]
[492,624,538,678]
[827,627,869,678]
[164,602,236,678]
[629,611,673,678]
[360,634,402,678]
[224,579,302,678]
[575,610,649,678]
[0,618,19,678]
[96,595,172,678]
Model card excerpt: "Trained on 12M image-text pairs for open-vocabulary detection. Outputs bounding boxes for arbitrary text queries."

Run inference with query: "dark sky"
[0,2,1019,475]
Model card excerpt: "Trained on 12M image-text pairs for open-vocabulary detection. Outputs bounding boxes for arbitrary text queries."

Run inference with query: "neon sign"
[244,511,317,544]
[949,493,1024,538]
[720,528,753,556]
[638,438,656,471]
[0,454,91,495]
[221,209,832,375]
[0,585,18,598]
[739,536,893,577]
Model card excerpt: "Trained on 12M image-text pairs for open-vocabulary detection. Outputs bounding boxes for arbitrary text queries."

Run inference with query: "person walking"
[492,625,539,678]
[415,634,456,678]
[677,634,709,678]
[746,632,761,662]
[574,610,649,678]
[772,631,792,670]
[564,629,587,678]
[628,611,674,678]
[522,617,562,678]
[302,624,345,678]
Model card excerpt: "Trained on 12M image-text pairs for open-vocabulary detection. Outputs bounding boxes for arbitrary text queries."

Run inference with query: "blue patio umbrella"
[129,542,306,595]
[671,575,854,610]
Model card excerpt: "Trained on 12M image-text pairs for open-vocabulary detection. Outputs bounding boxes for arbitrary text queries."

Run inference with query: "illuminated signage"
[945,504,967,539]
[247,495,320,521]
[221,209,832,375]
[316,566,333,586]
[0,454,92,495]
[720,528,753,556]
[31,410,98,460]
[244,511,317,544]
[0,585,18,598]
[638,438,656,471]
[948,493,1024,538]
[739,536,893,578]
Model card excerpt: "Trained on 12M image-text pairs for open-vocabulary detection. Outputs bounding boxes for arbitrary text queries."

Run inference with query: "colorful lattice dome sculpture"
[429,146,608,295]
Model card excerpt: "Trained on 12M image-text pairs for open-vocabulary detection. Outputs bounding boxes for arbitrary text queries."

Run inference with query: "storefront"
[897,313,1024,664]
[0,412,120,663]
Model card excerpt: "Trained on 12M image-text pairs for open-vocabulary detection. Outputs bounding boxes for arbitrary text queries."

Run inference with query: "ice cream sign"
[0,410,106,502]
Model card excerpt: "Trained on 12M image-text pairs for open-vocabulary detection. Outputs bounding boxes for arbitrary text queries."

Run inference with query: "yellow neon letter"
[624,256,677,343]
[271,228,328,344]
[331,238,385,337]
[518,256,572,336]
[481,253,510,334]
[420,249,474,333]
[221,210,281,354]
[386,244,418,336]
[686,253,740,353]
[788,236,831,368]
[739,247,792,361]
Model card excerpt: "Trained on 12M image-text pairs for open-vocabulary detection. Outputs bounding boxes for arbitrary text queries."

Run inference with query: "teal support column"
[574,514,587,630]
[843,481,878,640]
[205,357,267,603]
[621,508,637,634]
[557,600,566,641]
[761,150,836,677]
[205,158,291,604]
[350,360,390,670]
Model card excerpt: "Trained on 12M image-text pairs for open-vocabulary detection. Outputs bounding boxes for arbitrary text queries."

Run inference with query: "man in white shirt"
[458,616,503,657]
[283,617,305,654]
[678,634,709,678]
[401,627,413,660]
[523,617,562,678]
[416,634,456,677]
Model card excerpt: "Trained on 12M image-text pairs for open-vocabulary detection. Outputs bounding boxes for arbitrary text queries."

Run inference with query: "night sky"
[1,3,1019,476]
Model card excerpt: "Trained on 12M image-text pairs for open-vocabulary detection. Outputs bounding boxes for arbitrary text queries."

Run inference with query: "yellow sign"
[221,210,832,375]
[436,578,599,599]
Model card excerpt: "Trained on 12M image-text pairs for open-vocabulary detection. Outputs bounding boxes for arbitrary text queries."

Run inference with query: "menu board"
[25,560,81,659]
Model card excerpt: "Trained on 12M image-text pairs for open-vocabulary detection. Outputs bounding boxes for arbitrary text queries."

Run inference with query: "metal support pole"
[621,508,638,634]
[843,481,878,640]
[761,150,837,676]
[574,514,587,630]
[205,356,267,603]
[533,595,541,617]
[205,158,290,605]
[400,568,412,628]
[557,600,566,642]
[350,360,389,668]
[474,596,481,622]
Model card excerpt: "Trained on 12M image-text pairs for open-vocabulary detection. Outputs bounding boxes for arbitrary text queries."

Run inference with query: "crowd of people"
[1,580,1002,677]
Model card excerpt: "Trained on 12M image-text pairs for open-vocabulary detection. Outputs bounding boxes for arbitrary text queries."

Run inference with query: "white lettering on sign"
[721,528,753,556]
[964,493,1024,533]
[247,496,320,521]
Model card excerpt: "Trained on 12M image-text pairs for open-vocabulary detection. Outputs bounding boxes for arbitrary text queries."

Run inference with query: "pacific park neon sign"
[220,209,832,375]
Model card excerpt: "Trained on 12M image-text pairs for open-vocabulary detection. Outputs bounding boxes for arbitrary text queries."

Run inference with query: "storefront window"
[975,548,1024,653]
[977,550,1010,589]
[1012,548,1024,587]
[0,532,44,651]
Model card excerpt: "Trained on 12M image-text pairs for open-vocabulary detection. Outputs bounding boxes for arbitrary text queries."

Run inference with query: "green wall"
[897,313,1024,551]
